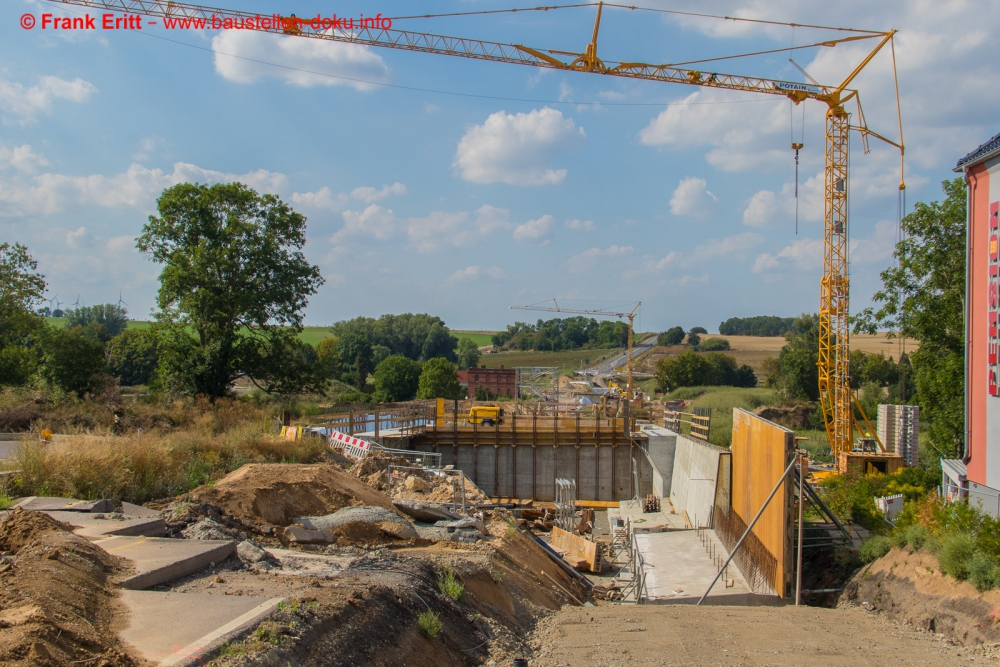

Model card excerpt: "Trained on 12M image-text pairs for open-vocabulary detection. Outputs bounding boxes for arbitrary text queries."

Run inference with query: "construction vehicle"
[467,405,504,427]
[60,0,906,468]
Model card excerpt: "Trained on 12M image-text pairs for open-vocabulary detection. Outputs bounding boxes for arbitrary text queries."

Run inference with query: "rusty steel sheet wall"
[722,408,795,598]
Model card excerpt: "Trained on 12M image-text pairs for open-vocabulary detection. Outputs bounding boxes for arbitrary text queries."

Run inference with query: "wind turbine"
[117,290,128,309]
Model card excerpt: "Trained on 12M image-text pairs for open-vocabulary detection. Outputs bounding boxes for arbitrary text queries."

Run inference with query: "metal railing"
[373,444,441,468]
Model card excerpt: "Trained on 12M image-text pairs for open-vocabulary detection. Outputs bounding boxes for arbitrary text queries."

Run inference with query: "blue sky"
[1,0,995,332]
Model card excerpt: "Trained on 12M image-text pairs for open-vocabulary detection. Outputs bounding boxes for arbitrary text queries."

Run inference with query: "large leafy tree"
[777,313,820,401]
[107,328,159,386]
[66,303,129,341]
[137,182,324,397]
[456,338,481,370]
[416,358,464,400]
[39,326,107,397]
[854,178,967,457]
[373,355,422,402]
[0,243,46,386]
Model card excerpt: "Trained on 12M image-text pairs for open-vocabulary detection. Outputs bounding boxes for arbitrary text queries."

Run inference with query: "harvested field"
[0,508,140,666]
[189,463,396,529]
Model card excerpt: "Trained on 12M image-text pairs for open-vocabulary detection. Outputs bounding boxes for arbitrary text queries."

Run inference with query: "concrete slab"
[634,530,778,605]
[612,498,687,532]
[15,496,113,513]
[264,547,354,576]
[96,536,236,590]
[122,502,163,519]
[119,590,283,666]
[0,441,20,461]
[45,510,166,540]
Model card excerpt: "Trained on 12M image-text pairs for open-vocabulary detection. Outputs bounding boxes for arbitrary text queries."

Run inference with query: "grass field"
[663,385,780,447]
[451,331,497,347]
[481,348,611,373]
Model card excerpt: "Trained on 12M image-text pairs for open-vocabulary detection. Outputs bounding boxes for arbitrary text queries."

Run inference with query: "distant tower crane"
[51,0,906,463]
[510,301,641,402]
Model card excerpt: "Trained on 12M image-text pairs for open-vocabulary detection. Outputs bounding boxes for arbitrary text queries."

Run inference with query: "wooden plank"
[551,527,600,572]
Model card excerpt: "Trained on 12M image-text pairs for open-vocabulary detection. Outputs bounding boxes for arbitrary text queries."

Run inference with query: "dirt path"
[522,603,992,666]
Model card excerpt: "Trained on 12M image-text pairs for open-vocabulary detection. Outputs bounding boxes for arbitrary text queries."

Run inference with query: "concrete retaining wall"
[638,425,725,528]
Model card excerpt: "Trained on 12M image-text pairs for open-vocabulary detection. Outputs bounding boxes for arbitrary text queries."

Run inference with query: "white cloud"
[753,237,824,273]
[292,186,349,212]
[646,232,763,271]
[474,205,511,234]
[513,214,554,243]
[406,211,470,253]
[743,189,778,227]
[212,29,389,90]
[565,218,595,231]
[65,226,95,249]
[0,162,286,218]
[0,143,48,173]
[669,177,718,218]
[566,245,634,272]
[453,107,585,186]
[559,81,573,102]
[447,265,507,282]
[743,173,826,228]
[0,75,96,123]
[851,220,899,264]
[350,182,407,203]
[332,204,396,244]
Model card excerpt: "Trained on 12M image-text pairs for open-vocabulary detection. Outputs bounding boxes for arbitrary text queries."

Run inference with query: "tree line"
[718,316,797,337]
[0,182,480,404]
[491,317,629,352]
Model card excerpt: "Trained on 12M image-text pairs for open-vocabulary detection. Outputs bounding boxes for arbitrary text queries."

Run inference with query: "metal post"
[796,451,805,606]
[697,455,798,605]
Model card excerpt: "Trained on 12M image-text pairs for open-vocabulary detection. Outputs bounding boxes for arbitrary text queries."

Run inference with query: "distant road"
[586,336,657,377]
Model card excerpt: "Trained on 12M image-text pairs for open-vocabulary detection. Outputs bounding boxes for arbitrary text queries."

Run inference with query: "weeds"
[860,536,891,563]
[938,533,976,580]
[437,562,465,602]
[417,611,442,638]
[489,561,504,584]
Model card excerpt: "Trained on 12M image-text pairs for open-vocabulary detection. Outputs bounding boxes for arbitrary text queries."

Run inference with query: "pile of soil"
[754,403,814,430]
[189,463,395,529]
[0,508,139,666]
[348,450,412,492]
[389,467,490,504]
[841,546,1000,646]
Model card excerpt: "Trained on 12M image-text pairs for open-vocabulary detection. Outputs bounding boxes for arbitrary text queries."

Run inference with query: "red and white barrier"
[329,430,372,460]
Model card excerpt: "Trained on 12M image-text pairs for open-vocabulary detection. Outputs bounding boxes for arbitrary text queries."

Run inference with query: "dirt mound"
[754,403,813,430]
[189,463,396,529]
[841,546,1000,646]
[391,468,490,504]
[348,450,412,492]
[0,508,139,666]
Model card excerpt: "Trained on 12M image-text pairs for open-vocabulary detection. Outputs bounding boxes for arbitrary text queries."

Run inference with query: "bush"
[417,611,442,638]
[859,535,891,563]
[437,563,465,602]
[903,524,928,551]
[39,325,107,397]
[658,327,685,346]
[968,552,1000,592]
[107,328,159,386]
[938,532,976,580]
[698,338,730,351]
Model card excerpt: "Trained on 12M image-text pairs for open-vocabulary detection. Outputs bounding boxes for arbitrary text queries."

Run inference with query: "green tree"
[777,313,820,401]
[698,338,731,351]
[854,178,967,457]
[655,351,712,392]
[690,326,708,335]
[373,355,422,402]
[687,331,702,347]
[315,337,341,381]
[107,328,159,386]
[456,337,481,370]
[66,303,129,339]
[0,243,46,387]
[40,326,107,396]
[335,332,373,389]
[658,326,685,346]
[136,182,324,397]
[416,357,464,399]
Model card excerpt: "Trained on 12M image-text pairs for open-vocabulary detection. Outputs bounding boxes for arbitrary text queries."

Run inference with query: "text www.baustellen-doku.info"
[19,12,392,32]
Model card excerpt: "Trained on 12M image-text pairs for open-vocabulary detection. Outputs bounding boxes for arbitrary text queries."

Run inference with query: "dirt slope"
[189,463,396,528]
[841,546,1000,646]
[0,508,141,667]
[525,603,987,666]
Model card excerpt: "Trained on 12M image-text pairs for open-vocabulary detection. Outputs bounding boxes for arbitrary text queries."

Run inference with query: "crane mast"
[49,0,906,463]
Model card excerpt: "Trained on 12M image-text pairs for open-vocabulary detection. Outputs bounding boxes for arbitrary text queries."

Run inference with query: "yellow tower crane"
[510,300,641,401]
[50,1,906,462]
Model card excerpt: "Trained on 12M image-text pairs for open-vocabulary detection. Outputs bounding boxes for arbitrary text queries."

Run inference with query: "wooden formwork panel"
[727,408,794,598]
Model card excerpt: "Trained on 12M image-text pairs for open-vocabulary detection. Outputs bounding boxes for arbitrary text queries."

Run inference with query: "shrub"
[698,338,731,351]
[938,532,976,580]
[968,552,1000,592]
[903,524,928,551]
[417,611,442,638]
[658,327,685,346]
[859,535,891,563]
[437,563,465,602]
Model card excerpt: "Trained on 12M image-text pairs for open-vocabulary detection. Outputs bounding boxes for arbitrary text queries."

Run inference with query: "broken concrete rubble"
[392,499,462,522]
